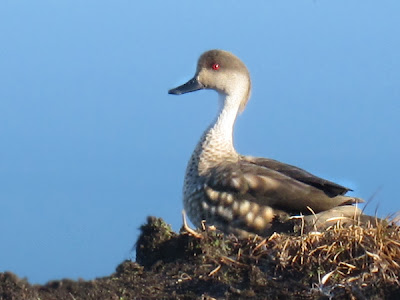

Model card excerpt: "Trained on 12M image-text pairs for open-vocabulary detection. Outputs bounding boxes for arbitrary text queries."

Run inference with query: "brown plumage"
[169,49,364,237]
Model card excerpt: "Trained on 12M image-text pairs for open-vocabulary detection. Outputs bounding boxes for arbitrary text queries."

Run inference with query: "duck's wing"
[241,156,351,197]
[205,158,361,215]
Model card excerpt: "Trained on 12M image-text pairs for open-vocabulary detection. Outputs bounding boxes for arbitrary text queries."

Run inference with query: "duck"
[168,49,364,237]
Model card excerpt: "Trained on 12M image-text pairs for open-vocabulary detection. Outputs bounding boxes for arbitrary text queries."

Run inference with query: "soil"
[1,216,400,300]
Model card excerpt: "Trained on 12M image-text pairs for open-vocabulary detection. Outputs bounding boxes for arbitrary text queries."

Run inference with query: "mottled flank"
[169,49,367,237]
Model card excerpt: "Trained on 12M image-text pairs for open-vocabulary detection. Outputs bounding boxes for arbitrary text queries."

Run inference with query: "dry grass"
[255,221,400,293]
[177,216,400,298]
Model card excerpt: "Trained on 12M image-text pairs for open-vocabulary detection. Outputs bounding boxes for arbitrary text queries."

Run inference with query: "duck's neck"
[196,93,243,172]
[208,93,241,148]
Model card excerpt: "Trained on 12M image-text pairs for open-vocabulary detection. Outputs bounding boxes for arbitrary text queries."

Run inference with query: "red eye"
[212,63,220,70]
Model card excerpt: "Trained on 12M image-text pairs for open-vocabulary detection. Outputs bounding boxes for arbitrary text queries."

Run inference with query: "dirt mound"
[1,216,400,299]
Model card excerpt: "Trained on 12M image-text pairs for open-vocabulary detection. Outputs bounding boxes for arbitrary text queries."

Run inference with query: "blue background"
[1,1,399,284]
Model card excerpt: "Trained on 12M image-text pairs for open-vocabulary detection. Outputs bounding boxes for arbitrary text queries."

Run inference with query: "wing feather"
[205,159,360,214]
[241,156,351,197]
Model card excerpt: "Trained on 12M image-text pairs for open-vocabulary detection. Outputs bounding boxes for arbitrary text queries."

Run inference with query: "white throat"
[196,90,247,171]
[208,92,241,148]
